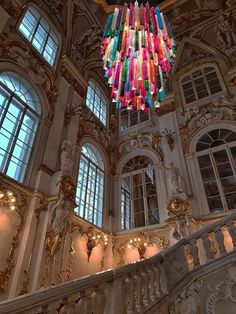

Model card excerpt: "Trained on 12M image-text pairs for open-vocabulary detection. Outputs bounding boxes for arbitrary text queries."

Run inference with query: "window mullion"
[0,93,13,128]
[4,105,27,176]
[93,166,98,225]
[210,150,228,211]
[84,159,90,220]
[30,18,41,45]
[131,174,135,229]
[142,170,149,226]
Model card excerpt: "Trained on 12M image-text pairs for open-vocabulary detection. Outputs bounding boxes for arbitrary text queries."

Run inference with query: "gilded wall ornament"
[162,129,176,152]
[0,189,27,294]
[167,197,189,218]
[117,232,170,265]
[154,102,177,117]
[0,34,58,123]
[180,100,236,153]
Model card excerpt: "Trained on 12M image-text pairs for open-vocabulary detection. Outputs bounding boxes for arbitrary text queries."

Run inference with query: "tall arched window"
[86,80,107,125]
[197,128,236,213]
[75,144,105,227]
[180,66,223,106]
[0,72,40,183]
[121,156,160,230]
[18,6,59,66]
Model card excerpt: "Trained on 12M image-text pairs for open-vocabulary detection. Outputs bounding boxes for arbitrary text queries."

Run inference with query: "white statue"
[49,190,71,236]
[168,162,184,195]
[61,140,74,177]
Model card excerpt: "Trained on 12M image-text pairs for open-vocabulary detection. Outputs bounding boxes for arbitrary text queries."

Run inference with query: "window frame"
[86,80,108,126]
[119,107,151,133]
[196,130,236,214]
[0,72,41,184]
[17,5,60,68]
[179,64,226,109]
[120,163,160,231]
[75,144,105,227]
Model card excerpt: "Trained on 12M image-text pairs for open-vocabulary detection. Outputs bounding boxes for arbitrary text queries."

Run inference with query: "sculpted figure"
[75,25,102,58]
[214,13,236,49]
[168,163,184,195]
[61,140,74,177]
[49,189,71,236]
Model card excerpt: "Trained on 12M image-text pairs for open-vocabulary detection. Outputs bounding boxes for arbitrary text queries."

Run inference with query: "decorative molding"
[60,56,87,98]
[72,224,109,270]
[64,103,81,126]
[0,184,27,294]
[0,33,58,123]
[119,129,164,162]
[117,232,169,266]
[161,128,176,152]
[154,102,177,117]
[1,0,21,17]
[180,99,236,153]
[206,265,236,314]
[169,280,204,314]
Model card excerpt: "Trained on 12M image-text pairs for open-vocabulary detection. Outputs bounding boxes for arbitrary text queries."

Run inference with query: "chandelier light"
[101,1,176,111]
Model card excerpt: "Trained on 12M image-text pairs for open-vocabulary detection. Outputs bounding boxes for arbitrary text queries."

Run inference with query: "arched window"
[0,71,40,182]
[120,108,150,131]
[18,6,59,66]
[197,128,236,213]
[180,66,223,105]
[86,80,107,125]
[75,144,105,227]
[120,156,159,230]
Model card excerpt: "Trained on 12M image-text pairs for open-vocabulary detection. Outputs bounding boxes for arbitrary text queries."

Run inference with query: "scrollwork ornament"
[0,192,27,294]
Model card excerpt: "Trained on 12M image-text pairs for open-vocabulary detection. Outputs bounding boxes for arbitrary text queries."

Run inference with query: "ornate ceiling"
[106,0,166,6]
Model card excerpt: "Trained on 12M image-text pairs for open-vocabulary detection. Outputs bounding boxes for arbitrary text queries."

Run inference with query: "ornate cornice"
[60,56,87,98]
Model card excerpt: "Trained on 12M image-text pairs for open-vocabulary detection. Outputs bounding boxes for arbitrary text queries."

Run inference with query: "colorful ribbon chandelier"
[101,1,176,111]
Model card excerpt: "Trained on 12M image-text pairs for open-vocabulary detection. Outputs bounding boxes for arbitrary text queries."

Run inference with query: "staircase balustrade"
[1,212,236,314]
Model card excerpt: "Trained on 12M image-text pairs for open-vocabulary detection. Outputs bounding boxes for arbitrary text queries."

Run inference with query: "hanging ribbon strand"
[101,1,176,111]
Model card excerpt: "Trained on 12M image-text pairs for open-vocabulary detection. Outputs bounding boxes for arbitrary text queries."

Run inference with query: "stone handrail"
[1,212,236,314]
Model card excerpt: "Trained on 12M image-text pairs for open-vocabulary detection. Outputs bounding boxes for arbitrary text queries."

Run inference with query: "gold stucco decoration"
[0,185,27,294]
[167,197,190,218]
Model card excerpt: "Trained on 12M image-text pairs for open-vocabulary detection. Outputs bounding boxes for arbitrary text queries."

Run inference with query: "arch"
[116,148,161,175]
[0,62,51,118]
[18,4,61,67]
[188,122,236,154]
[76,136,110,173]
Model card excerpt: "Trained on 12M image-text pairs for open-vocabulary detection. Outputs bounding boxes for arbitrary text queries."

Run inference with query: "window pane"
[85,81,107,125]
[75,144,104,227]
[19,7,58,66]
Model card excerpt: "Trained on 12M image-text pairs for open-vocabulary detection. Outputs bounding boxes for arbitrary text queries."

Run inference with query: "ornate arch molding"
[181,99,236,155]
[0,61,49,118]
[0,33,58,123]
[77,135,111,173]
[116,148,162,175]
[172,37,229,77]
[188,121,236,154]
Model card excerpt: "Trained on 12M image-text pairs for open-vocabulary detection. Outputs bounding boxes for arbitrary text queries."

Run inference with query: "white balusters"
[189,239,200,269]
[227,220,236,250]
[142,269,151,307]
[134,272,144,312]
[214,227,226,257]
[126,275,136,314]
[202,233,214,263]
